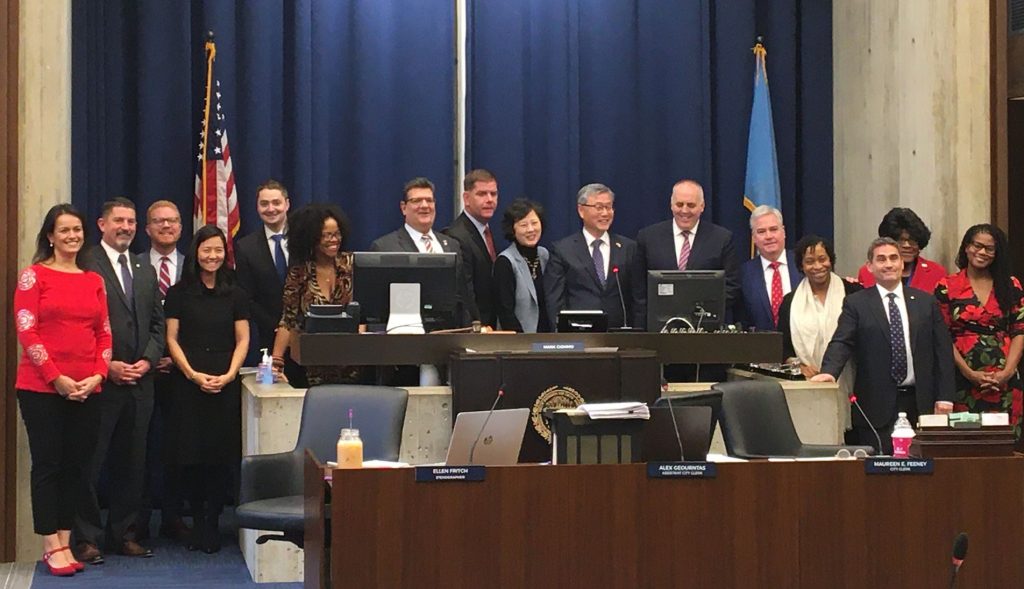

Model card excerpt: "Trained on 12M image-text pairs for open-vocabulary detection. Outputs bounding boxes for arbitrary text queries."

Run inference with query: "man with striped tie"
[135,201,188,543]
[636,179,741,322]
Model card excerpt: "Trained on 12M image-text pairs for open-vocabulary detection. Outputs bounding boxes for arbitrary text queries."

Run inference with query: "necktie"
[421,233,434,253]
[592,240,606,286]
[271,234,287,282]
[888,293,908,384]
[117,253,134,306]
[769,261,783,327]
[677,231,691,271]
[483,225,497,262]
[158,256,171,298]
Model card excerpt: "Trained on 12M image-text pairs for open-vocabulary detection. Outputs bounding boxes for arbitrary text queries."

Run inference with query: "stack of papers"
[576,402,650,420]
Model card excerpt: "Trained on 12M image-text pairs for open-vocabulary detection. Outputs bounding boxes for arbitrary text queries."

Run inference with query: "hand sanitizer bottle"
[258,348,274,385]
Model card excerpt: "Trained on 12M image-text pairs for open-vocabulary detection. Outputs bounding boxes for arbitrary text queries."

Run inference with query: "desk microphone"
[611,266,629,329]
[664,396,686,462]
[849,393,884,455]
[468,388,504,464]
[949,532,968,588]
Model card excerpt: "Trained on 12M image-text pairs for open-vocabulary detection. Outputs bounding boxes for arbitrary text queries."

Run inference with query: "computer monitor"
[352,251,458,332]
[646,270,725,332]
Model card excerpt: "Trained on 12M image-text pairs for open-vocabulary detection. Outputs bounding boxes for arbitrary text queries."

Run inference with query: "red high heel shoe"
[42,547,76,576]
[60,546,85,571]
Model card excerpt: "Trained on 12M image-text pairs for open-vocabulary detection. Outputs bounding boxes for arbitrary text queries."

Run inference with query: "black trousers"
[17,390,101,535]
[136,370,184,532]
[74,381,154,547]
[183,464,229,521]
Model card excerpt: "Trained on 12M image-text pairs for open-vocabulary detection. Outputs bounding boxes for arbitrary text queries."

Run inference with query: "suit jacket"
[234,229,284,349]
[819,286,955,428]
[83,246,165,373]
[739,250,802,331]
[443,212,496,326]
[543,231,644,330]
[636,219,741,310]
[369,227,477,326]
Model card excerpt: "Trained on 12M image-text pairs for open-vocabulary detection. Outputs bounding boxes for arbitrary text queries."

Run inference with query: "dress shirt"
[465,212,490,243]
[264,224,289,266]
[760,254,793,298]
[404,224,443,253]
[674,219,700,264]
[875,283,915,386]
[583,230,610,280]
[100,240,133,294]
[148,249,179,286]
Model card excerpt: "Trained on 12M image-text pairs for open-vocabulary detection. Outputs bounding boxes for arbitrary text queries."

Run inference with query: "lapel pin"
[615,241,621,248]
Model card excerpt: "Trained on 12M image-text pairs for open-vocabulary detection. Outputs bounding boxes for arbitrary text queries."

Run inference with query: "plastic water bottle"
[891,412,915,458]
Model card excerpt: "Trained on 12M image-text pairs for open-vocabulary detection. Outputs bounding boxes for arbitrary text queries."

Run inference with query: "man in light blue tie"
[543,183,644,330]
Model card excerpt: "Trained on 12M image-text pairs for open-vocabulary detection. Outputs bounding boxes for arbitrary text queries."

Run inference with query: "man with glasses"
[134,201,188,542]
[234,180,297,381]
[543,183,644,330]
[370,177,477,325]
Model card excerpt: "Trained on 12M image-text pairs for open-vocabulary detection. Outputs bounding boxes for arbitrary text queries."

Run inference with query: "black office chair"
[652,390,724,453]
[711,380,874,459]
[235,384,408,547]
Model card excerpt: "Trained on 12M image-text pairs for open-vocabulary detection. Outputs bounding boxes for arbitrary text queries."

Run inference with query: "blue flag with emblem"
[742,41,781,217]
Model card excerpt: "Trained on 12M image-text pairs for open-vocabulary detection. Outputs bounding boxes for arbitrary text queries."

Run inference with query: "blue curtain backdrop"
[72,0,456,251]
[72,1,830,254]
[468,0,832,251]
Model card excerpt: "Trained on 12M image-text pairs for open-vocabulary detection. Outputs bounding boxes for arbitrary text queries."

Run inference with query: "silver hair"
[867,236,899,261]
[748,205,784,230]
[576,183,615,205]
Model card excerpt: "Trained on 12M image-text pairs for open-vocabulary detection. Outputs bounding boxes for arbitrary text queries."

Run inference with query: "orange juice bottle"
[336,428,363,469]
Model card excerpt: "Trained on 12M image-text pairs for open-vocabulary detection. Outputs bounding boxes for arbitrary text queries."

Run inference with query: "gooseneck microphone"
[664,396,686,462]
[849,393,884,455]
[949,532,968,588]
[468,388,504,464]
[611,266,628,329]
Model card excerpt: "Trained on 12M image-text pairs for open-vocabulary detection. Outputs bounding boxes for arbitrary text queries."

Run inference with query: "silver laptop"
[445,408,530,466]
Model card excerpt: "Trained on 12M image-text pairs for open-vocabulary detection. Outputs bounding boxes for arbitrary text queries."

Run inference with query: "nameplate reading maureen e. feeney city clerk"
[864,458,934,475]
[647,462,717,479]
[415,466,486,482]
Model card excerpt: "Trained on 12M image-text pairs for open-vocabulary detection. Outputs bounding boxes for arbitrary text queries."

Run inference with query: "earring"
[48,242,53,248]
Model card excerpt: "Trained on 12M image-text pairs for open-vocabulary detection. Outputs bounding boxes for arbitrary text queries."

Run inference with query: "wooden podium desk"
[293,331,781,366]
[304,452,1024,589]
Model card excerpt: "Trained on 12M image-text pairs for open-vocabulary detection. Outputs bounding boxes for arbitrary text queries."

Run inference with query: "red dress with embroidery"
[934,270,1024,434]
[13,264,112,394]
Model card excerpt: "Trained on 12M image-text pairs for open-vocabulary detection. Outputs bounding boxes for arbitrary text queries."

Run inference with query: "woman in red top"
[857,207,946,293]
[15,204,112,576]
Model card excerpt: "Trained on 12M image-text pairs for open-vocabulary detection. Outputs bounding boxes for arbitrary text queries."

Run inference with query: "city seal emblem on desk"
[532,386,585,442]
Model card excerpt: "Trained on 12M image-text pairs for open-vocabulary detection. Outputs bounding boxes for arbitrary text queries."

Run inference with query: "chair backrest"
[294,384,409,462]
[711,381,802,458]
[653,390,723,451]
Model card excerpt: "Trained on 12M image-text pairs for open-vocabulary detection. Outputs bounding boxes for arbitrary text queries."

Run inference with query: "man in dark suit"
[812,237,954,454]
[234,180,297,381]
[135,200,188,542]
[636,179,740,322]
[75,198,164,562]
[443,169,500,327]
[544,183,644,329]
[369,176,477,326]
[739,205,801,331]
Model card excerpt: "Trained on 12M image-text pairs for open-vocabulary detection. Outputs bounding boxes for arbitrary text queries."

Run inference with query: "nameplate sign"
[647,461,717,479]
[531,342,584,352]
[864,458,934,475]
[415,466,486,482]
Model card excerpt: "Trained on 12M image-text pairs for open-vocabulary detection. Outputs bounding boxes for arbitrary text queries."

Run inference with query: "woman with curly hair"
[271,203,360,385]
[934,224,1024,437]
[858,207,946,292]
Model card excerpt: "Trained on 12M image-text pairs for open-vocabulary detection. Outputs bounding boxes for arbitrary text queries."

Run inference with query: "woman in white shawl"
[777,236,862,434]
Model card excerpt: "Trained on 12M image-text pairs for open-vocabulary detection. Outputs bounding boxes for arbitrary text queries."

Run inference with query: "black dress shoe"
[118,540,154,558]
[159,518,191,542]
[75,542,104,565]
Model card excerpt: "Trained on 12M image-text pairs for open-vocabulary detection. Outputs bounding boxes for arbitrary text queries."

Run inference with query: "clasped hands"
[965,368,1013,393]
[109,359,152,385]
[53,374,103,402]
[190,371,236,394]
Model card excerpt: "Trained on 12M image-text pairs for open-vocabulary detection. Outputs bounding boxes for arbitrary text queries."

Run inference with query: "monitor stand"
[386,283,425,335]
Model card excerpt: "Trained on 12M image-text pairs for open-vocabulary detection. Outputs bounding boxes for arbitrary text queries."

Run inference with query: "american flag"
[193,35,240,263]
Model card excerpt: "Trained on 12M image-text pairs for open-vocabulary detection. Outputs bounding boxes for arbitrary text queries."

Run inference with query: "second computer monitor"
[352,251,458,332]
[646,270,725,332]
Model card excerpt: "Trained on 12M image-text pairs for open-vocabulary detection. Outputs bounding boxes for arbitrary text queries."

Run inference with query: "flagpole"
[201,31,217,227]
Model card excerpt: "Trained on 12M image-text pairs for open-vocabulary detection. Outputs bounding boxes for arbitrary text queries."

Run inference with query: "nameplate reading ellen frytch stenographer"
[415,465,486,483]
[864,458,934,475]
[647,462,717,479]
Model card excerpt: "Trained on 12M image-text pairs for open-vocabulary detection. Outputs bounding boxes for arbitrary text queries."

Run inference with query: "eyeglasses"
[405,197,435,206]
[968,241,996,254]
[320,232,342,243]
[580,203,614,213]
[149,217,181,226]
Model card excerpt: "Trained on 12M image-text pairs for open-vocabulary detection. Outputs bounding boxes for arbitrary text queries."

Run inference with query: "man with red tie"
[739,205,801,332]
[443,169,500,327]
